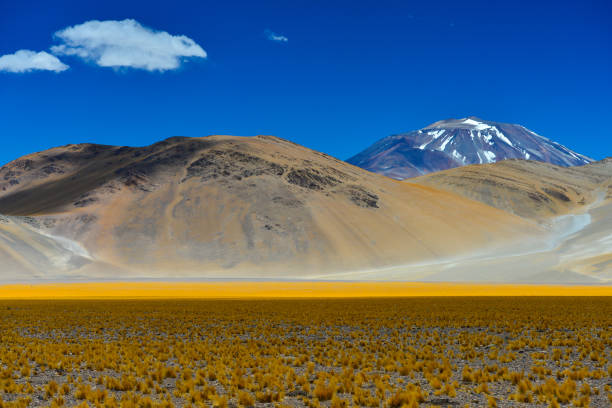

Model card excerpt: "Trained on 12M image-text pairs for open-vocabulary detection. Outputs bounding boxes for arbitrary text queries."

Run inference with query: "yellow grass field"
[0,281,610,299]
[0,297,610,407]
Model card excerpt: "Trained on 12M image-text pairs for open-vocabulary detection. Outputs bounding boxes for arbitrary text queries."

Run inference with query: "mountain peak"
[424,117,493,130]
[347,118,592,179]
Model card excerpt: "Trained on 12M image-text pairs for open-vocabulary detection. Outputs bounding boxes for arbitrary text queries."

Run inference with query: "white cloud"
[265,29,288,43]
[0,50,69,73]
[51,19,207,71]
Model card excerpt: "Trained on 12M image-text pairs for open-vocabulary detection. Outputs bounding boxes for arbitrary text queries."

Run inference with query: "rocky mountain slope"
[408,159,612,281]
[411,159,611,219]
[347,117,592,179]
[0,136,542,280]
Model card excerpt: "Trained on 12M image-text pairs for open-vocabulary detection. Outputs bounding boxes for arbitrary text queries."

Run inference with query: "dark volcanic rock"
[286,168,341,190]
[183,150,286,183]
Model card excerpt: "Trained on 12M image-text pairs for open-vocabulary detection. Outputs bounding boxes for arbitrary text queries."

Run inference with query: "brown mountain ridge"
[0,136,612,282]
[0,135,545,281]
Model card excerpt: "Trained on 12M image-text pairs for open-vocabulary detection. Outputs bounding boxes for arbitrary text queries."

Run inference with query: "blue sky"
[1,0,610,166]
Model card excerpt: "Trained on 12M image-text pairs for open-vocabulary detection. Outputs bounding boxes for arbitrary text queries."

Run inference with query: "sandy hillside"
[0,136,543,280]
[411,159,611,219]
[404,159,612,282]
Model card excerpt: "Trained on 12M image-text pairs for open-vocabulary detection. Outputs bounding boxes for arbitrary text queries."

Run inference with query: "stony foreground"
[0,297,610,407]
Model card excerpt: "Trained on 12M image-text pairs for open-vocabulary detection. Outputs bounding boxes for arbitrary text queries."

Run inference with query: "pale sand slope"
[319,201,612,283]
[389,159,612,282]
[0,215,125,280]
[0,136,545,281]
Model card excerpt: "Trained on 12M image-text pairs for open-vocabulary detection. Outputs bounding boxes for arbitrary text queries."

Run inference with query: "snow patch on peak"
[482,151,496,162]
[480,131,493,145]
[492,127,513,147]
[521,126,549,141]
[419,129,445,150]
[439,135,453,151]
[476,151,484,164]
[462,118,480,126]
[462,118,490,130]
[451,150,466,164]
[428,129,445,139]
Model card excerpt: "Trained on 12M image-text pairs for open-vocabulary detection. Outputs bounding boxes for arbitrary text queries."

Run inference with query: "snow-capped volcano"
[347,117,593,179]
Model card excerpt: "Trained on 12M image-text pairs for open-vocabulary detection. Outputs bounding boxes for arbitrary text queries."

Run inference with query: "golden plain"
[0,297,610,407]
